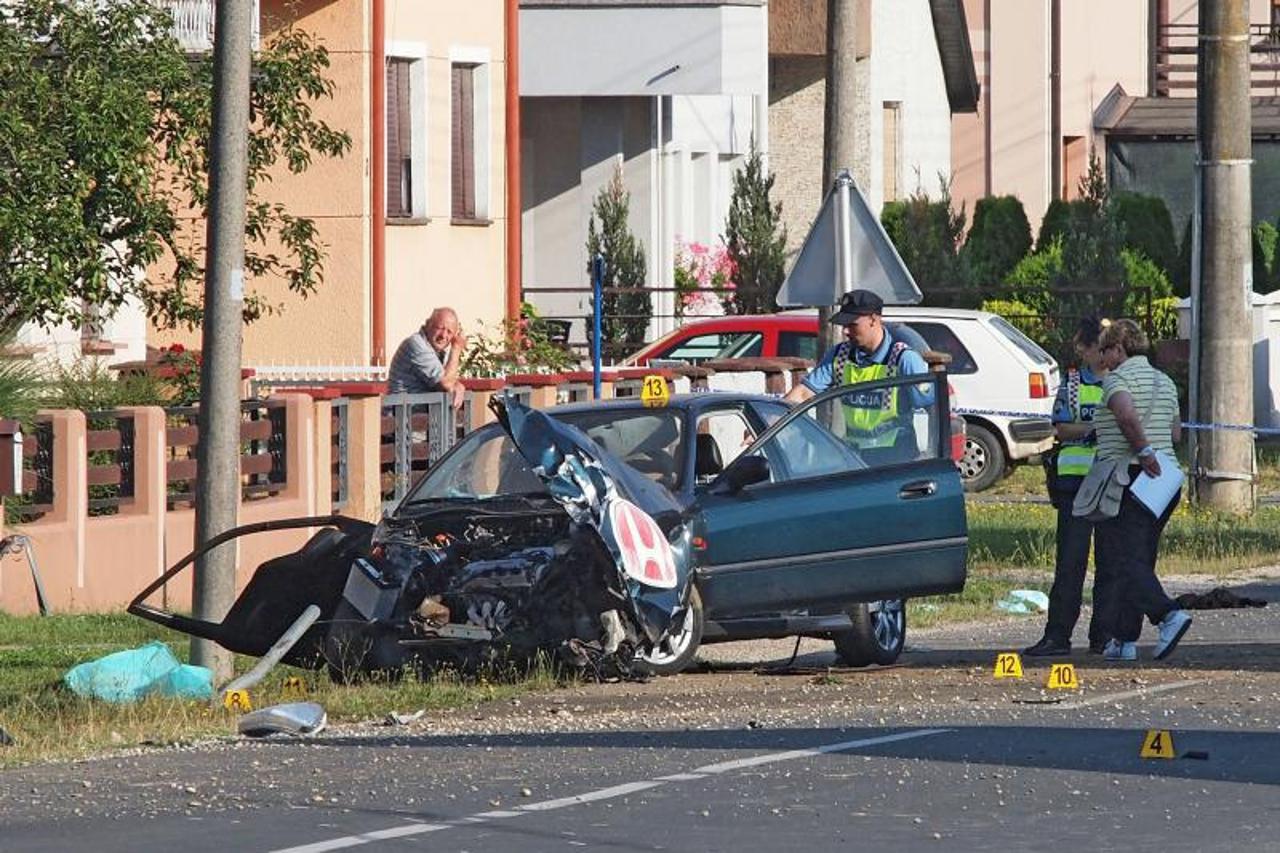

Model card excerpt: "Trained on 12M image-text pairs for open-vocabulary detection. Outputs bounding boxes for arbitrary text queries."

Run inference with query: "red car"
[624,314,819,365]
[624,314,966,463]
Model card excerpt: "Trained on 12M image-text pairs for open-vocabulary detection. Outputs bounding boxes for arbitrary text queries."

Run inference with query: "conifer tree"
[586,165,650,357]
[723,142,787,315]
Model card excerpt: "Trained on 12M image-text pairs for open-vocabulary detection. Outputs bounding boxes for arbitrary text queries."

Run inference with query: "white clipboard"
[1128,452,1184,517]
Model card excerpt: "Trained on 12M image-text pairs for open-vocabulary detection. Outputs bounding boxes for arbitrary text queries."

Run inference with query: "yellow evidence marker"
[283,676,307,697]
[993,652,1023,679]
[1046,663,1079,689]
[223,689,253,713]
[1140,729,1176,759]
[640,375,670,408]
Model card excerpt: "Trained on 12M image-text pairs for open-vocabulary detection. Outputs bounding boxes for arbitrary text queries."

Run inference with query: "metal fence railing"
[380,392,457,514]
[329,397,349,512]
[84,410,136,516]
[164,400,288,509]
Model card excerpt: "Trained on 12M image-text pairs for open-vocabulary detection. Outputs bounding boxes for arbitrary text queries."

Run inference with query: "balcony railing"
[165,0,260,53]
[1153,21,1280,97]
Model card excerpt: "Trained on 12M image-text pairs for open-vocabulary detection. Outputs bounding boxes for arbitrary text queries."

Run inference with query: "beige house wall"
[152,0,508,366]
[383,0,508,349]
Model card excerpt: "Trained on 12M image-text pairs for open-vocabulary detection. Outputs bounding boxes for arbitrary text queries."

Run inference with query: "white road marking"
[516,780,663,812]
[1055,679,1209,710]
[269,727,951,853]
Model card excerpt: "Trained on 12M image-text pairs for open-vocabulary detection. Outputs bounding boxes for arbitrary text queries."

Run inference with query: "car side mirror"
[712,454,770,495]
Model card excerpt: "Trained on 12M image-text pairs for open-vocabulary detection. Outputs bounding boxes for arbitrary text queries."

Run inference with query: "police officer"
[785,290,931,462]
[1024,317,1115,657]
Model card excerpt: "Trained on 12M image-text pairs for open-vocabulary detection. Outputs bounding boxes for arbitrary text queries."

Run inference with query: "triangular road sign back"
[776,171,923,308]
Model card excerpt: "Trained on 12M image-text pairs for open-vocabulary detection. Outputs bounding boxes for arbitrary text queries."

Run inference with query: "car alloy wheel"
[832,598,907,667]
[869,599,904,652]
[634,585,704,676]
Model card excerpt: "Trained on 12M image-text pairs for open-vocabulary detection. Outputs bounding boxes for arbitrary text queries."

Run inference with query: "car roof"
[882,306,995,321]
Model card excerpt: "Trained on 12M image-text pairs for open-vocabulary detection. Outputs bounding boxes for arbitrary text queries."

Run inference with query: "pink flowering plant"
[672,239,736,319]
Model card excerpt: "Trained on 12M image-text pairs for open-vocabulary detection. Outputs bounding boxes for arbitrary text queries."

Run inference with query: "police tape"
[952,408,1280,437]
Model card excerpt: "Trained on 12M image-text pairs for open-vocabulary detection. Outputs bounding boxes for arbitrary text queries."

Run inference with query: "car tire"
[832,599,906,667]
[634,586,704,676]
[957,422,1006,492]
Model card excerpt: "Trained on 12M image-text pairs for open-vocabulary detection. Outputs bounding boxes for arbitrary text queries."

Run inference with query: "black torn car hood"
[490,396,693,642]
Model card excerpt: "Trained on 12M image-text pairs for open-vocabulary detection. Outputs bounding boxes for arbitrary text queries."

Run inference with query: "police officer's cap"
[830,290,884,325]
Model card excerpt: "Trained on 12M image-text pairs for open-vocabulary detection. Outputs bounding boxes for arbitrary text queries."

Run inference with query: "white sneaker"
[1153,610,1192,660]
[1102,639,1137,661]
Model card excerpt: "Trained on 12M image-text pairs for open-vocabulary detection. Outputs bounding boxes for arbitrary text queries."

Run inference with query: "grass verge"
[966,501,1280,576]
[0,613,563,769]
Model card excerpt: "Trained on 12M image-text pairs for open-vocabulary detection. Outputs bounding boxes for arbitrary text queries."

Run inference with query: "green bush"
[962,195,1032,288]
[980,298,1046,342]
[1253,222,1276,294]
[41,359,171,412]
[1112,192,1177,278]
[880,177,971,306]
[0,323,41,425]
[1036,198,1072,252]
[1001,242,1061,313]
[1173,216,1193,298]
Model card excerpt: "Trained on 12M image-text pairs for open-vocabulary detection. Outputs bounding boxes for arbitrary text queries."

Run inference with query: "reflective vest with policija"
[1056,368,1103,476]
[830,338,912,449]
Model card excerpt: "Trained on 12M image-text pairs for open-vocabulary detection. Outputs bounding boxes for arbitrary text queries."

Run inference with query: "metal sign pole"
[592,254,605,400]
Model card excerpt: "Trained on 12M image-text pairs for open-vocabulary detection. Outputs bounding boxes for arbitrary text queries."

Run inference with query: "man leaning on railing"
[387,307,468,410]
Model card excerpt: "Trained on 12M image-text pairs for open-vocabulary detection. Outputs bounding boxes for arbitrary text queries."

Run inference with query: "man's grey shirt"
[387,331,447,394]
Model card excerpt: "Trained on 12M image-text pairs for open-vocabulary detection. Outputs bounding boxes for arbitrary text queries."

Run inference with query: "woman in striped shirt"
[1090,319,1192,662]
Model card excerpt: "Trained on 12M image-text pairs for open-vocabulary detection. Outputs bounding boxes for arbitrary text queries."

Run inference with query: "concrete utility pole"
[193,0,255,682]
[820,0,859,352]
[1193,0,1255,512]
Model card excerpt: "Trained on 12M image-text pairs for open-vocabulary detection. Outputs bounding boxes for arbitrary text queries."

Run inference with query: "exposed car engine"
[321,502,642,679]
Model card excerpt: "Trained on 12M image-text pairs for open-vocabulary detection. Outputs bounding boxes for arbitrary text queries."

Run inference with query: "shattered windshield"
[406,426,547,502]
[405,408,688,505]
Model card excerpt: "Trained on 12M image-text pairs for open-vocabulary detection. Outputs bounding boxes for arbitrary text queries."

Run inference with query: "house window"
[386,48,426,220]
[883,101,902,202]
[450,57,490,222]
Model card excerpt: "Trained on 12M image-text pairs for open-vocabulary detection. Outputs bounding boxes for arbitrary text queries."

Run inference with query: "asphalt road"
[2,576,1279,852]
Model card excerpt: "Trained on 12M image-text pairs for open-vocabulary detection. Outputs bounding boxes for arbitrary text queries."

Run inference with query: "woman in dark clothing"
[1024,318,1114,657]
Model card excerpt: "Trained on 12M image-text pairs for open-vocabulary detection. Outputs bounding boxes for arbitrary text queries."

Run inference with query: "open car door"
[693,373,967,618]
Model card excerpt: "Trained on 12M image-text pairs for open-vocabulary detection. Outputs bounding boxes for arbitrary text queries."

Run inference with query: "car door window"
[694,410,757,484]
[907,322,979,374]
[740,374,946,484]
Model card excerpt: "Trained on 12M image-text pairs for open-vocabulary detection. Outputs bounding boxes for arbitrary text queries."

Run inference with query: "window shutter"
[451,64,476,219]
[386,59,412,217]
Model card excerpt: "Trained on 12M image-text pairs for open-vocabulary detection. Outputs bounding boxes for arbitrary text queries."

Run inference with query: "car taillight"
[1029,372,1049,399]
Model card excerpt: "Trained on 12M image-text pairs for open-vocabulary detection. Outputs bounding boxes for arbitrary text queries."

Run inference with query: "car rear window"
[713,332,765,359]
[989,316,1055,365]
[778,331,818,360]
[658,332,749,363]
[906,322,978,374]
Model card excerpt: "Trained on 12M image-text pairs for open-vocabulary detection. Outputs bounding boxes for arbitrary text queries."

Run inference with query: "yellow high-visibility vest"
[1057,368,1104,476]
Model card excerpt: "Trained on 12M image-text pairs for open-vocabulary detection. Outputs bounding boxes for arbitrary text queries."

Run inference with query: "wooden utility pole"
[193,0,254,682]
[820,0,859,352]
[1193,0,1254,512]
